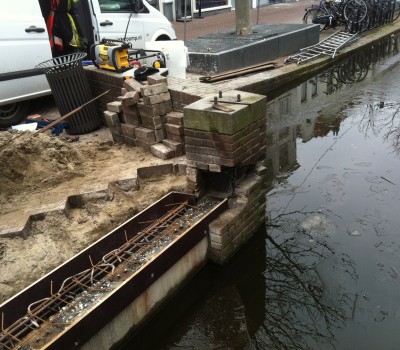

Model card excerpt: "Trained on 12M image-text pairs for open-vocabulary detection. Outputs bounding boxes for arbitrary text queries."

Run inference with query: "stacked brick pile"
[183,90,267,173]
[103,75,186,160]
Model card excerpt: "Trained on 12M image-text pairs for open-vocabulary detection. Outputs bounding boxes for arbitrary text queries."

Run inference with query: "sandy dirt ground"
[0,128,187,303]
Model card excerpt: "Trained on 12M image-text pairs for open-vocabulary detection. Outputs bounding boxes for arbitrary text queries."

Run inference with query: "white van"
[0,0,176,128]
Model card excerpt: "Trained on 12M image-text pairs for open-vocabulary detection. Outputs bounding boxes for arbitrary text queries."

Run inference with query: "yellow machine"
[90,39,131,73]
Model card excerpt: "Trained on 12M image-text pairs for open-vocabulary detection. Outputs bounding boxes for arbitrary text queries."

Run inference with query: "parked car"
[0,0,176,128]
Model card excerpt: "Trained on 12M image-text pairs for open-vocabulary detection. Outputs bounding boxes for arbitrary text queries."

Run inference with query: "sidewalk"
[173,0,316,41]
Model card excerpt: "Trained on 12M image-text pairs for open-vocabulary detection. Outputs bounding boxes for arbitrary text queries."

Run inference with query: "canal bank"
[122,30,400,349]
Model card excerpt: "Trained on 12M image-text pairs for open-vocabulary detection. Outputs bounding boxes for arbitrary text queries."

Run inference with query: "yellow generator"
[90,39,131,73]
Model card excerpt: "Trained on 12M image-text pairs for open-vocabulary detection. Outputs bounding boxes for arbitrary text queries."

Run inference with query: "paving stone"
[123,78,143,92]
[162,139,184,156]
[150,143,175,160]
[120,123,136,139]
[147,75,168,85]
[166,111,184,126]
[107,101,123,113]
[135,127,156,144]
[140,83,168,96]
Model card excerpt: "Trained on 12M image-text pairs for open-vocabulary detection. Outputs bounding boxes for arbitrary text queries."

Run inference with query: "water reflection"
[260,212,358,350]
[266,33,399,180]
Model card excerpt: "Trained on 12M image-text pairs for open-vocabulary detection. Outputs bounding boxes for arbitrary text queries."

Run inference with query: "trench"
[119,32,400,350]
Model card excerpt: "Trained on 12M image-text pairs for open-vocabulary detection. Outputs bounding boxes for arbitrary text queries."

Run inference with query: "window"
[279,97,290,115]
[300,82,307,103]
[100,0,131,11]
[310,78,318,97]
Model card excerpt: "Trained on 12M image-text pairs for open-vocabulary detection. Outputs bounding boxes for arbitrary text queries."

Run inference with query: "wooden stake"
[33,90,110,136]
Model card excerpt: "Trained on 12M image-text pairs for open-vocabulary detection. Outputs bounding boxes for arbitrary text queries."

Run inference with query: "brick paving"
[173,0,316,41]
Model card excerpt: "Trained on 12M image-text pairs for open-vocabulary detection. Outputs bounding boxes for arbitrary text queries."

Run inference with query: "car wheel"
[0,101,30,128]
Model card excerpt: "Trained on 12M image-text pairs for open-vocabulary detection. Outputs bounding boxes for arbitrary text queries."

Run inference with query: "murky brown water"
[121,34,400,350]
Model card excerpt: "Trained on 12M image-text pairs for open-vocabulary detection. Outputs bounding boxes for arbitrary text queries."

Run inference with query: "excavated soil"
[0,128,186,303]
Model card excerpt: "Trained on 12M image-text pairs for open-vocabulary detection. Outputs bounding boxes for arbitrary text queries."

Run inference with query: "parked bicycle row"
[303,0,400,33]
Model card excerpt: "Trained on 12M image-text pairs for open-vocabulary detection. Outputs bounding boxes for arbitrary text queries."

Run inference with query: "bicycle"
[303,0,369,32]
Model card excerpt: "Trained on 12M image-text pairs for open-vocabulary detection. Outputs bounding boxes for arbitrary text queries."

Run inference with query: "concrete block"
[150,143,175,160]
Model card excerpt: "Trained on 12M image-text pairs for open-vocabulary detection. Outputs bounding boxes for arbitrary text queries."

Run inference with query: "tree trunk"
[236,0,252,36]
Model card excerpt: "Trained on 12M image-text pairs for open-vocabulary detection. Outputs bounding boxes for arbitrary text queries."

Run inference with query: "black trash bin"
[36,53,101,135]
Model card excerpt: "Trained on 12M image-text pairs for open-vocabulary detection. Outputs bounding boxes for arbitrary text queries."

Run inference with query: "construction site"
[1,0,400,348]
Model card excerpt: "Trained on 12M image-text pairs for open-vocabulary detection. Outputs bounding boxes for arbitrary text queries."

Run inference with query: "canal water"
[121,34,400,350]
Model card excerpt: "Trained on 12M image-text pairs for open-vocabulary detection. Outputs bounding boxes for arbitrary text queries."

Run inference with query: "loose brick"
[162,139,184,156]
[137,164,174,179]
[121,104,141,125]
[136,139,151,152]
[103,110,120,128]
[166,111,184,126]
[111,132,125,145]
[120,123,136,139]
[140,83,168,96]
[154,128,166,142]
[165,100,172,113]
[209,164,222,172]
[161,92,171,102]
[165,123,184,135]
[121,91,140,106]
[147,75,168,85]
[143,94,164,105]
[141,115,163,130]
[123,78,143,92]
[135,127,156,144]
[107,101,123,113]
[166,132,185,143]
[123,136,137,146]
[138,102,166,118]
[150,143,175,160]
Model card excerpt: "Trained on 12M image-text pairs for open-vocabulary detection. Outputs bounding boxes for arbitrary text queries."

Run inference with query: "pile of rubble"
[103,75,189,160]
